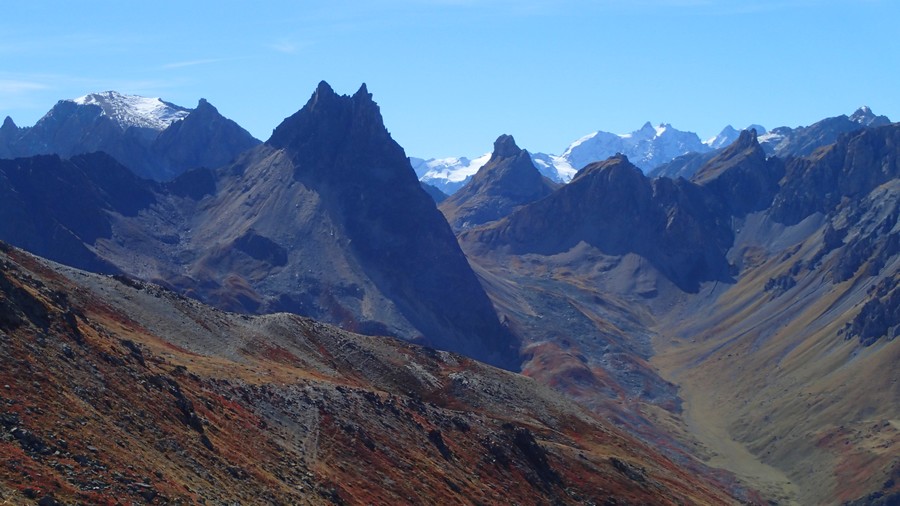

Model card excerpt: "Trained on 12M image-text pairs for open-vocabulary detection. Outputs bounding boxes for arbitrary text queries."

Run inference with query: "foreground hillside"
[0,242,742,505]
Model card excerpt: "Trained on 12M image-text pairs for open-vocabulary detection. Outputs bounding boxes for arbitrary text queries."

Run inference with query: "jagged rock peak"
[303,81,374,111]
[574,152,636,181]
[303,81,377,113]
[850,106,873,122]
[736,128,759,147]
[353,82,371,101]
[304,80,338,110]
[267,81,388,150]
[1,116,15,130]
[492,134,522,159]
[195,98,215,110]
[316,80,335,96]
[747,123,768,135]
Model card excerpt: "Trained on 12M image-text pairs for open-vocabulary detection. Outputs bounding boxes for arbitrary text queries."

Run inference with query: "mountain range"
[415,106,888,195]
[0,84,897,505]
[0,91,260,181]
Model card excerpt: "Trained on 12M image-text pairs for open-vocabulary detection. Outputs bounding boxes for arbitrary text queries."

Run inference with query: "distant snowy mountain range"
[413,121,764,194]
[414,106,888,195]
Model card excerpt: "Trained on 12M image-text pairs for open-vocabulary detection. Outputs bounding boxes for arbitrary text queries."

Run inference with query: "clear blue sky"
[2,0,898,158]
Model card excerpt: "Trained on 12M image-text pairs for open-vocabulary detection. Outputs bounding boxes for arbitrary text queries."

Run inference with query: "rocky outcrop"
[152,99,261,179]
[770,123,900,225]
[761,106,892,158]
[691,129,784,217]
[439,134,558,231]
[420,182,448,203]
[465,154,734,292]
[0,116,18,158]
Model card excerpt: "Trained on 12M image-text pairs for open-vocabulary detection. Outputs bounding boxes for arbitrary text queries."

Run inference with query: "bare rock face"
[231,82,519,368]
[762,106,892,158]
[691,129,784,217]
[439,134,558,231]
[771,123,900,225]
[0,116,18,158]
[152,98,260,178]
[0,152,155,274]
[465,153,734,293]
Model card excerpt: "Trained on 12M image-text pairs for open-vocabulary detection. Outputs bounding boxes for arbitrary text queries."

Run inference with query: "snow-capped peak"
[704,125,740,149]
[561,121,709,173]
[849,105,876,125]
[72,91,190,131]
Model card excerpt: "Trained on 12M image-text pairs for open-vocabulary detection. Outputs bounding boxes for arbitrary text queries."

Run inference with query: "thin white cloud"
[270,39,299,54]
[269,37,316,54]
[161,58,226,70]
[0,79,50,94]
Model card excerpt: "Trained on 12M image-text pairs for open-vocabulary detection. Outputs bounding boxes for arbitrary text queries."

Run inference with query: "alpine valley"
[0,83,897,506]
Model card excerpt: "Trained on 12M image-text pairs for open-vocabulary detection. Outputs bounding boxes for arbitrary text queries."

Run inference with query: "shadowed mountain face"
[652,108,892,181]
[194,81,519,368]
[761,106,892,159]
[464,153,735,293]
[770,123,900,225]
[0,152,157,274]
[691,129,785,217]
[439,134,558,231]
[1,94,259,181]
[0,82,518,370]
[152,98,261,176]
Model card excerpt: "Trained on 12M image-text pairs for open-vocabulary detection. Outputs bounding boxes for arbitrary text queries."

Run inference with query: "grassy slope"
[652,230,900,505]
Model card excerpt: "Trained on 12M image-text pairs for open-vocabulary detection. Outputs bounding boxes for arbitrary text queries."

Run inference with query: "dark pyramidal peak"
[240,81,518,367]
[152,97,260,175]
[691,129,784,217]
[439,134,558,231]
[420,181,449,203]
[492,133,521,158]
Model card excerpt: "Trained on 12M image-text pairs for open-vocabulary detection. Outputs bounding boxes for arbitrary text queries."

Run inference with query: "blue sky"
[2,0,898,158]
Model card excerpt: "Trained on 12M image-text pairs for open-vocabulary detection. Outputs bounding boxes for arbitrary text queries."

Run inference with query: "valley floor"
[653,347,800,505]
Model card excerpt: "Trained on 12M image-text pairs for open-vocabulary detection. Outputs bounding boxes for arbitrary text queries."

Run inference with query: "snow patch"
[72,91,190,131]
